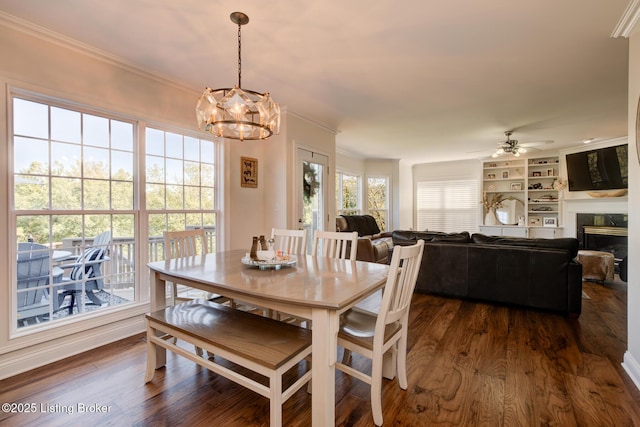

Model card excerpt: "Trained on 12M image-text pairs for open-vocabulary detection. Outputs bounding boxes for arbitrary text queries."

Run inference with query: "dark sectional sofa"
[392,230,583,317]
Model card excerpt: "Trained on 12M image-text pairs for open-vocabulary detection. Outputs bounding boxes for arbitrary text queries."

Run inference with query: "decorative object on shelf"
[586,189,628,198]
[492,131,528,157]
[496,197,524,225]
[485,207,498,225]
[529,217,542,226]
[196,12,280,141]
[543,217,557,227]
[482,192,504,225]
[487,184,497,191]
[501,170,509,179]
[240,156,258,188]
[510,182,522,191]
[547,169,554,176]
[552,178,567,191]
[487,173,496,179]
[532,171,542,177]
[517,215,525,226]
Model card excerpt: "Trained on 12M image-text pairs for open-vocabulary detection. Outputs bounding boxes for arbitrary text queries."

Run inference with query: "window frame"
[335,170,362,217]
[366,175,390,232]
[7,88,221,338]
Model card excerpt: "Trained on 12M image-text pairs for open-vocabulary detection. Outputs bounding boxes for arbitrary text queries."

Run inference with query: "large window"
[145,127,217,262]
[367,176,389,231]
[11,93,219,332]
[335,171,361,216]
[416,179,479,232]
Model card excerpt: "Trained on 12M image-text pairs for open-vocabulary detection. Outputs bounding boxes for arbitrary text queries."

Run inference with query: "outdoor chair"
[16,242,60,326]
[57,231,111,314]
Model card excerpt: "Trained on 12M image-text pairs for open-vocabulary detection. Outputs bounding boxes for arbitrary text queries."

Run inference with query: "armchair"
[16,242,59,325]
[57,231,111,314]
[336,215,393,263]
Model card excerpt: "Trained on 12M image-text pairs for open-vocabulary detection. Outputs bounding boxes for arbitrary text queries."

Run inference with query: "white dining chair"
[270,228,307,255]
[312,230,358,261]
[164,229,210,304]
[336,239,425,426]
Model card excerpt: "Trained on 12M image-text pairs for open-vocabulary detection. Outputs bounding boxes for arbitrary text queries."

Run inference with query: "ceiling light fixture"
[491,131,527,158]
[196,12,280,141]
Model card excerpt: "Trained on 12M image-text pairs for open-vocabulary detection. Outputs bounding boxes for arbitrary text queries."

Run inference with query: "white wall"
[623,27,640,391]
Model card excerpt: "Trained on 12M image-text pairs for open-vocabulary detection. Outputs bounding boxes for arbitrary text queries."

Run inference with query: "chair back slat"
[164,229,208,260]
[270,228,307,255]
[312,230,358,261]
[377,240,424,330]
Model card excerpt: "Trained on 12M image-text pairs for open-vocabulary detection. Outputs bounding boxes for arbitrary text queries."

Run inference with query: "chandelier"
[492,131,527,157]
[196,12,280,141]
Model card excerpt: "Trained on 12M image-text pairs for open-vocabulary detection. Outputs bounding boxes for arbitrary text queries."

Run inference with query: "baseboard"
[0,316,145,381]
[622,351,640,392]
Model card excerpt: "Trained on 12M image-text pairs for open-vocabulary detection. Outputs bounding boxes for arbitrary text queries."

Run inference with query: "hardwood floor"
[1,279,638,426]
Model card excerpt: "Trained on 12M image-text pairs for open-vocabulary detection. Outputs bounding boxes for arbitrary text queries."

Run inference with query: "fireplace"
[576,213,628,263]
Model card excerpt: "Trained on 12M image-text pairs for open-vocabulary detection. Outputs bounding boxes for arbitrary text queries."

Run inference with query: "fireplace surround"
[576,213,628,263]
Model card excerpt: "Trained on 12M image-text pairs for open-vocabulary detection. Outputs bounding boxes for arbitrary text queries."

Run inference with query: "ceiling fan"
[492,131,526,157]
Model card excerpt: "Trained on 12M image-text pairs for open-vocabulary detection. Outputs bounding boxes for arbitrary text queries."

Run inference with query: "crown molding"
[0,11,198,94]
[611,0,640,38]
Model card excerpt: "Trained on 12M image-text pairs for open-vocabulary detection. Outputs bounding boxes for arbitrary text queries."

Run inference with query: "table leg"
[311,308,338,427]
[152,272,167,368]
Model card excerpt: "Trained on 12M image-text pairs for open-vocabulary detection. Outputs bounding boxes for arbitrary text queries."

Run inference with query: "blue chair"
[16,243,61,326]
[57,231,111,314]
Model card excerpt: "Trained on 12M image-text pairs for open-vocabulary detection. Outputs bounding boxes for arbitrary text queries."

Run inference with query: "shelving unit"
[481,156,561,237]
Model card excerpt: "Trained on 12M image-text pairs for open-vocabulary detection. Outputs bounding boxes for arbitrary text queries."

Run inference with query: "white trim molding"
[622,351,640,391]
[611,0,640,38]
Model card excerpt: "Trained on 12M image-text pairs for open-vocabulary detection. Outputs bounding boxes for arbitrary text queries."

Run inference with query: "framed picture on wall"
[240,156,258,188]
[501,170,509,179]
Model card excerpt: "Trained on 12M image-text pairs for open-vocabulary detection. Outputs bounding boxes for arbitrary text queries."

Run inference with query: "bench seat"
[145,299,312,426]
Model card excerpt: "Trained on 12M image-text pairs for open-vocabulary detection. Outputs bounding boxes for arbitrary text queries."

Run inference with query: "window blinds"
[416,179,479,233]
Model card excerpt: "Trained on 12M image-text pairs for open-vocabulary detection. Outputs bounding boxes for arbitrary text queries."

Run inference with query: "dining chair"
[335,239,425,426]
[270,228,307,255]
[311,230,358,261]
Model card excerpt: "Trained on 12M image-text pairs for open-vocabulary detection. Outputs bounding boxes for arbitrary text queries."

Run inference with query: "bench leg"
[144,322,157,383]
[270,371,283,427]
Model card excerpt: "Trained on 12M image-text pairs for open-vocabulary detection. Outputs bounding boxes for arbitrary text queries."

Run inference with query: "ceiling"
[0,0,631,164]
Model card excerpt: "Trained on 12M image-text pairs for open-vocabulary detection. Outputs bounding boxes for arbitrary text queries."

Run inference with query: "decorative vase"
[484,207,498,225]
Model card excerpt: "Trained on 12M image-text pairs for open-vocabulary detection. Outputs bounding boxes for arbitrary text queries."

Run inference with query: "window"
[335,171,361,216]
[145,127,217,263]
[13,97,136,329]
[10,93,220,332]
[416,179,479,232]
[367,176,389,231]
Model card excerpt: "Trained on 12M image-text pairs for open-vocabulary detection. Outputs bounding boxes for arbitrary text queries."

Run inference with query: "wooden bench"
[145,299,312,426]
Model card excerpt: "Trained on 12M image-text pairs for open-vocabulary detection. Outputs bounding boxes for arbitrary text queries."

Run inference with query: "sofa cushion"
[471,233,578,258]
[392,230,471,244]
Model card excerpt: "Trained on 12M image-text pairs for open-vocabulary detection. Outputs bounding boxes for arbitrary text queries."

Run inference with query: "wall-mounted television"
[565,144,628,192]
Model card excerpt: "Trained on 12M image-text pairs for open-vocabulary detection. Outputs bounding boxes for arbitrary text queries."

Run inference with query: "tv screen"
[566,144,628,191]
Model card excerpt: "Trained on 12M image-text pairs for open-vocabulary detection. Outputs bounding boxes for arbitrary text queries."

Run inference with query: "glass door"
[296,148,328,255]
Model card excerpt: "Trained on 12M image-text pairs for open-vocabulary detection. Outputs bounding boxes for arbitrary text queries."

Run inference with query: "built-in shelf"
[482,155,561,230]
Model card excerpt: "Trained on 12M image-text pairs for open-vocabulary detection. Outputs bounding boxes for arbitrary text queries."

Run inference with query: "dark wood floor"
[1,278,639,426]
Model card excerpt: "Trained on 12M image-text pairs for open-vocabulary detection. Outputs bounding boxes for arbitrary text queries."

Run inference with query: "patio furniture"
[57,231,111,314]
[16,243,60,325]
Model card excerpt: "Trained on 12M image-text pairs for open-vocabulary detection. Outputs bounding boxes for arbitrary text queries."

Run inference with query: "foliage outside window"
[336,171,361,216]
[13,97,136,329]
[367,176,388,231]
[145,127,217,262]
[10,94,220,332]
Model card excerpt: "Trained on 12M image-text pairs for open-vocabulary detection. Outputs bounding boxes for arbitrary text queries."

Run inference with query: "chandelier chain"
[237,21,242,88]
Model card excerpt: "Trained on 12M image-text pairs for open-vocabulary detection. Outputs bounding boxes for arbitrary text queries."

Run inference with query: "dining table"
[147,249,390,426]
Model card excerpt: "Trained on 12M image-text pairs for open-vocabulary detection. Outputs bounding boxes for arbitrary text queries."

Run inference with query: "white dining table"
[147,249,390,426]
